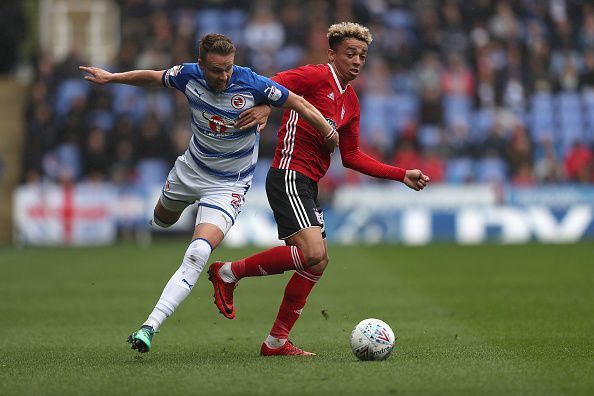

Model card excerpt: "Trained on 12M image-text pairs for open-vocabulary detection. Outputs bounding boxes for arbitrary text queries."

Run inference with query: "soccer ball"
[350,318,396,361]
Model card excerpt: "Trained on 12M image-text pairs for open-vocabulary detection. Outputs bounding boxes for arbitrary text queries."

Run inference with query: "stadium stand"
[11,0,594,189]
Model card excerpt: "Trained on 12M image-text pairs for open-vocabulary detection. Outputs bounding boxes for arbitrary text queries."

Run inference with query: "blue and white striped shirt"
[162,63,289,182]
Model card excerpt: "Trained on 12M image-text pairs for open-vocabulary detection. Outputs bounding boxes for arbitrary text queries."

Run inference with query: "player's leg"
[128,162,238,353]
[209,168,323,319]
[128,162,195,352]
[129,207,229,353]
[152,196,184,227]
[215,168,325,281]
[260,169,329,355]
[261,232,327,356]
[151,164,195,229]
[143,220,224,331]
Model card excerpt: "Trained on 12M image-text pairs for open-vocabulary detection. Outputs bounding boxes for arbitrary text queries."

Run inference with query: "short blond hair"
[327,22,373,50]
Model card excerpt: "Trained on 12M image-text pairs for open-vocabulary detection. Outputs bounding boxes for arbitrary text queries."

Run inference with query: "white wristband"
[324,129,337,140]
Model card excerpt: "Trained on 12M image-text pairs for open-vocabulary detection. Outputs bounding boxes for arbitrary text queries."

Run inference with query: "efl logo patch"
[265,85,282,101]
[169,64,184,77]
[231,94,246,109]
[313,207,324,226]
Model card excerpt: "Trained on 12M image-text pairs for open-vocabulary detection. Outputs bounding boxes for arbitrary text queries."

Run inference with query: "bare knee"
[154,199,184,226]
[307,255,329,274]
[302,246,326,268]
[286,227,328,271]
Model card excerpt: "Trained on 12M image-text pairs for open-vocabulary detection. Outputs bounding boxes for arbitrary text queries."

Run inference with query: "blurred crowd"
[18,0,594,192]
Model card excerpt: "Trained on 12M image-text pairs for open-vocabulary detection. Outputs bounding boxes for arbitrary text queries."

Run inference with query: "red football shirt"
[271,63,405,183]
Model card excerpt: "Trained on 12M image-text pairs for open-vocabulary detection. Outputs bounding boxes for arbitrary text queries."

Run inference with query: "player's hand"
[79,66,113,84]
[323,129,339,152]
[403,169,430,191]
[236,104,272,131]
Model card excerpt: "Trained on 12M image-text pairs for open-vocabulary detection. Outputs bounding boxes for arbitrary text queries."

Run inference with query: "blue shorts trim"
[197,202,235,225]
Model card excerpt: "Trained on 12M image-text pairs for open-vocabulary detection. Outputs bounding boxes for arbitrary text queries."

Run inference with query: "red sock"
[230,246,305,279]
[269,269,322,339]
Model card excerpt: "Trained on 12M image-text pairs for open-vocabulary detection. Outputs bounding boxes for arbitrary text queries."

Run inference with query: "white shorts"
[159,154,249,234]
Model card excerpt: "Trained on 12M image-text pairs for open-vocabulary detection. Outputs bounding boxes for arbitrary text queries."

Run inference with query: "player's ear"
[327,49,335,62]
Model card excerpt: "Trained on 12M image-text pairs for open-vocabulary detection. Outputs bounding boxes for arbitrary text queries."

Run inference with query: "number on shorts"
[231,193,242,208]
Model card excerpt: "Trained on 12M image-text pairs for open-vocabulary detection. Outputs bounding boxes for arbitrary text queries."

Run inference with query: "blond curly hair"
[327,22,373,49]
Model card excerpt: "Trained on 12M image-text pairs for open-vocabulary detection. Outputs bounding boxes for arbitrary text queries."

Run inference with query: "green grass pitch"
[0,242,592,396]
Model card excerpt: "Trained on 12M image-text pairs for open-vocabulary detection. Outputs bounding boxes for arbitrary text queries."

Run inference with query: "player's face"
[328,38,368,85]
[198,52,235,92]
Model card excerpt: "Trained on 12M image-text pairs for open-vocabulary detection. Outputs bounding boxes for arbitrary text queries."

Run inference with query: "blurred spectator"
[135,113,174,186]
[421,149,445,183]
[360,59,400,156]
[505,122,533,179]
[534,138,563,183]
[579,49,594,89]
[441,53,474,97]
[106,115,135,184]
[244,4,285,74]
[392,141,422,173]
[43,131,82,183]
[0,0,26,73]
[564,142,593,183]
[22,101,56,183]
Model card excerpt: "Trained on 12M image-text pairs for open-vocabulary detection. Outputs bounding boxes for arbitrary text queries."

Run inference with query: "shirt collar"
[328,63,348,94]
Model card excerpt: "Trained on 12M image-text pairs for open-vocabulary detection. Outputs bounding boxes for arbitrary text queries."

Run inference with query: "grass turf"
[0,242,592,396]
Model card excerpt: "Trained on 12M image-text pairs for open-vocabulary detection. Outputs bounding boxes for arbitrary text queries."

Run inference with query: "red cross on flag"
[13,183,117,245]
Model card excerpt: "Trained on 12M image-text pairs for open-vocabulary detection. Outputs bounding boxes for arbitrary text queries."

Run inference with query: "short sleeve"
[249,71,289,108]
[162,63,194,92]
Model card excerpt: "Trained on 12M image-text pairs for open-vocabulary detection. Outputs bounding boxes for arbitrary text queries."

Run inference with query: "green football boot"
[127,325,156,353]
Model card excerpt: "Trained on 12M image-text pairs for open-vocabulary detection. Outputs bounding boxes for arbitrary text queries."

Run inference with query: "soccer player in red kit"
[208,22,430,355]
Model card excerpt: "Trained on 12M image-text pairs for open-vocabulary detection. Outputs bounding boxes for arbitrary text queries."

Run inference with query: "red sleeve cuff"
[393,167,406,182]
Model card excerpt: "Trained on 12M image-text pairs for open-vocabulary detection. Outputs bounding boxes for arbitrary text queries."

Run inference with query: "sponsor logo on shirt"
[201,112,235,134]
[265,85,282,101]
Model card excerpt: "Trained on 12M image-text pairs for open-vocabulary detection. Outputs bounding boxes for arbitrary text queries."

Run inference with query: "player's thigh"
[154,196,187,224]
[194,187,246,242]
[265,168,327,241]
[156,159,199,224]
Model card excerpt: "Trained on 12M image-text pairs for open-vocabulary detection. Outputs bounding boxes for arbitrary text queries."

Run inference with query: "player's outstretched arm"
[340,127,429,189]
[403,169,430,191]
[79,66,164,87]
[282,91,339,152]
[235,104,272,131]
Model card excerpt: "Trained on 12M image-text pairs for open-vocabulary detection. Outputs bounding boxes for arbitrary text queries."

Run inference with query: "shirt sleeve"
[339,110,406,182]
[249,71,289,107]
[162,63,193,92]
[272,65,326,96]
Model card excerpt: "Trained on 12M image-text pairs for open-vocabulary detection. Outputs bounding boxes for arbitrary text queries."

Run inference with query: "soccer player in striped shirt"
[208,23,430,356]
[80,33,338,353]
